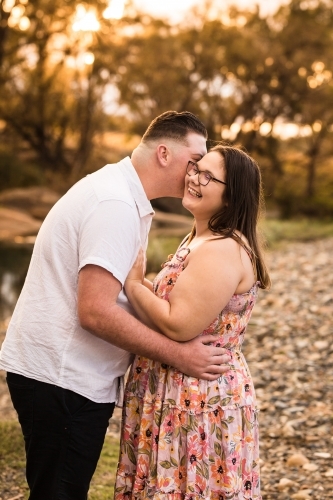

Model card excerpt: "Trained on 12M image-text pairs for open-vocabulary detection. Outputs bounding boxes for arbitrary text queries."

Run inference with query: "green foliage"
[146,236,184,275]
[0,147,43,188]
[261,218,333,248]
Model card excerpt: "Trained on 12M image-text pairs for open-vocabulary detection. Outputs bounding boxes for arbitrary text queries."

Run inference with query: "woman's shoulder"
[187,235,242,262]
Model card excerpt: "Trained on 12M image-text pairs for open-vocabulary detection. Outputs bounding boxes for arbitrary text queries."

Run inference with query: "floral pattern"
[115,246,261,499]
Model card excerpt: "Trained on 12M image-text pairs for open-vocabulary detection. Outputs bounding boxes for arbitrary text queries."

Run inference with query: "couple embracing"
[0,111,270,499]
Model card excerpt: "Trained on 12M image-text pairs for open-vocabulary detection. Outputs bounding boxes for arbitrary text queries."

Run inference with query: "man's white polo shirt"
[0,157,154,403]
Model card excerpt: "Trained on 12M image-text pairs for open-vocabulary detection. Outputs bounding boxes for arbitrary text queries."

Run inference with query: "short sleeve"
[78,199,140,285]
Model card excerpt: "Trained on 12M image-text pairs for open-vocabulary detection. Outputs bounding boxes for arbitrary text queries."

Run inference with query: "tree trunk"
[305,127,326,199]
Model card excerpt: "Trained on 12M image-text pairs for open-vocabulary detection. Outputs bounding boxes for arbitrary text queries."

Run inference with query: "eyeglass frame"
[186,160,227,186]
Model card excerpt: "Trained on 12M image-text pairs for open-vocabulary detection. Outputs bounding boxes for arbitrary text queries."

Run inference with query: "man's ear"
[156,144,169,167]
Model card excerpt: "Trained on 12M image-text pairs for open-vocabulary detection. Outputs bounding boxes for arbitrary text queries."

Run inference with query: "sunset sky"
[132,0,289,21]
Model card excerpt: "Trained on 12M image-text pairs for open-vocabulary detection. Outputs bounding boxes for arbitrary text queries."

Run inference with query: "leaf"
[220,397,232,406]
[160,405,169,422]
[125,443,137,466]
[151,464,157,478]
[160,460,172,469]
[216,426,222,440]
[148,372,157,395]
[154,410,162,426]
[139,448,151,455]
[208,396,221,405]
[115,487,125,493]
[170,456,178,467]
[202,460,209,479]
[196,463,203,476]
[188,414,197,430]
[214,442,222,456]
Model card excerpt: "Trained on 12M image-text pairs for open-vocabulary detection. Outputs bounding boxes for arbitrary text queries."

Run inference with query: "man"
[0,111,230,499]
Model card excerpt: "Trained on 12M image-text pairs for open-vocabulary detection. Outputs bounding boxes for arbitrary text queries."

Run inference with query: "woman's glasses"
[186,160,226,186]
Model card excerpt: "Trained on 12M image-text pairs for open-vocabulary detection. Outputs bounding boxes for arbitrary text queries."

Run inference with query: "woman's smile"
[188,186,202,198]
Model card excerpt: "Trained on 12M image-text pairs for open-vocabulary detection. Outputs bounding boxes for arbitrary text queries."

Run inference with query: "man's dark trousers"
[6,372,115,500]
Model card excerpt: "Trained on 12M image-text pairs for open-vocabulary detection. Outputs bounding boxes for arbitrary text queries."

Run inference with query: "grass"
[262,217,333,248]
[0,421,28,498]
[89,434,120,499]
[0,420,120,499]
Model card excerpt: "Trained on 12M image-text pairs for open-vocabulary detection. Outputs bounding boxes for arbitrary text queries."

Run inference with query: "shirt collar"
[120,157,154,218]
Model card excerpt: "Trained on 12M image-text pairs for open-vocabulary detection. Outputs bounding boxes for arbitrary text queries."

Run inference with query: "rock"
[0,207,41,243]
[0,186,60,220]
[324,469,333,477]
[286,453,309,467]
[313,340,329,350]
[291,492,312,500]
[302,462,319,471]
[314,452,331,458]
[277,477,295,490]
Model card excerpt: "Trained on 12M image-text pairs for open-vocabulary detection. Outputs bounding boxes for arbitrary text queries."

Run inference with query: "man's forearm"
[81,302,181,365]
[80,304,230,380]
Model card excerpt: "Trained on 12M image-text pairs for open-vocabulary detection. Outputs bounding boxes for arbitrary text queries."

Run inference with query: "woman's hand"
[125,247,146,292]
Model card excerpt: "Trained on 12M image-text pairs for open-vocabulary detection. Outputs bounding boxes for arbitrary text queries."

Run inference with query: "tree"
[0,0,111,181]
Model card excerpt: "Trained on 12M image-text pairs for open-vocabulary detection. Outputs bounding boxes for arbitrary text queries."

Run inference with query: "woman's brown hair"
[188,144,271,289]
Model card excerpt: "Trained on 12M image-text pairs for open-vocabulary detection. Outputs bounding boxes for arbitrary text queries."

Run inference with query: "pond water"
[0,244,33,324]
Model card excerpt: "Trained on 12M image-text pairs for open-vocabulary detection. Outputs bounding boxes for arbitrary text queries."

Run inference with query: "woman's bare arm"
[125,239,253,341]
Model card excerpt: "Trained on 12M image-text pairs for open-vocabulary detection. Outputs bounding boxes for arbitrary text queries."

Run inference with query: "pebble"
[286,453,309,467]
[313,452,331,459]
[291,492,312,500]
[277,477,295,490]
[243,238,333,498]
[302,463,319,471]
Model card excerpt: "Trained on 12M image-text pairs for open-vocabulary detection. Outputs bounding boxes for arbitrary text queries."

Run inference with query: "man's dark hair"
[142,111,208,144]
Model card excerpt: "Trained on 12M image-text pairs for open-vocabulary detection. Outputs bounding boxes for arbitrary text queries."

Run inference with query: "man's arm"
[78,264,231,380]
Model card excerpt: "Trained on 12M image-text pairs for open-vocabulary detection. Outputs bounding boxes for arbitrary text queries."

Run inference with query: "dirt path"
[1,238,332,499]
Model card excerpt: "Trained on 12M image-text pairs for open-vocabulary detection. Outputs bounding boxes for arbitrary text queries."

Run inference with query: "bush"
[0,148,44,190]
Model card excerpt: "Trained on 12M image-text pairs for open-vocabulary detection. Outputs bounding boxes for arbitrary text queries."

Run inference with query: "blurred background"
[0,1,333,497]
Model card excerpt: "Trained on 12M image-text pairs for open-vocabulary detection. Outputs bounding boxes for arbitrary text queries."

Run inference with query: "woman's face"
[182,151,227,221]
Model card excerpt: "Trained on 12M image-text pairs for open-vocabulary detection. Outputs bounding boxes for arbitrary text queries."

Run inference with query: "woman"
[114,145,270,499]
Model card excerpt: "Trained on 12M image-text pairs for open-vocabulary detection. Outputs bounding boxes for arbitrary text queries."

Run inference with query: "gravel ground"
[0,238,332,499]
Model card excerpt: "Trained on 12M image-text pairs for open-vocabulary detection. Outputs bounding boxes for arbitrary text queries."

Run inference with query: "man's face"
[169,132,207,198]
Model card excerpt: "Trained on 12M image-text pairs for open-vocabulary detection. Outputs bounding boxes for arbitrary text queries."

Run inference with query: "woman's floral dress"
[114,245,261,500]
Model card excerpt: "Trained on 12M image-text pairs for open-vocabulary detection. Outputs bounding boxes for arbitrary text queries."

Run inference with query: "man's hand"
[174,334,232,380]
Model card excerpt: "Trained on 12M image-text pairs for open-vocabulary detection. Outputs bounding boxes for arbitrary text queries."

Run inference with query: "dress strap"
[178,233,191,248]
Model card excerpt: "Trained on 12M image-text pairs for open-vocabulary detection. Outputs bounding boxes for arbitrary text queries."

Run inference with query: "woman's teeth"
[188,187,202,198]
